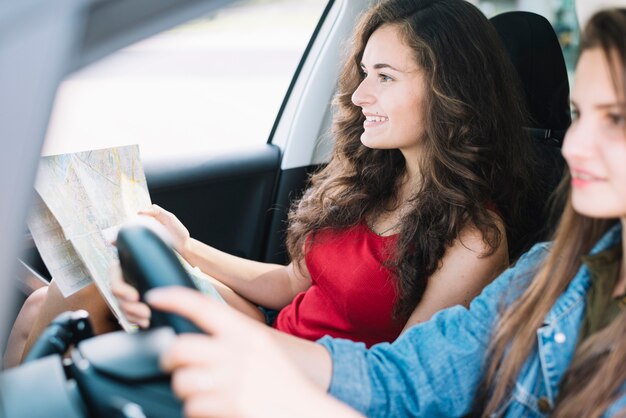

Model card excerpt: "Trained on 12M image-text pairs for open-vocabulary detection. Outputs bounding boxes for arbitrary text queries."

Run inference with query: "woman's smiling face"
[562,47,626,220]
[351,24,427,156]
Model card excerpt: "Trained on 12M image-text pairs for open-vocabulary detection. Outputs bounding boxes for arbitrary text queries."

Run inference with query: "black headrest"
[490,11,571,144]
[490,11,571,258]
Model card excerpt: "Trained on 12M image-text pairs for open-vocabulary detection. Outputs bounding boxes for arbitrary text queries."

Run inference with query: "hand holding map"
[28,145,224,331]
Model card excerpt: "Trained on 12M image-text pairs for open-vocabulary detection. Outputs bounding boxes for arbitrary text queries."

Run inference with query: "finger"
[160,334,219,371]
[112,280,140,302]
[137,210,156,217]
[146,287,251,337]
[137,204,161,217]
[118,299,151,321]
[108,263,135,306]
[125,315,150,329]
[184,396,228,418]
[108,262,123,286]
[171,366,216,400]
[140,208,173,227]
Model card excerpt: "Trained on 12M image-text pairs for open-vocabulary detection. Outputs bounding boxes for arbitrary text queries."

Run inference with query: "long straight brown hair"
[482,9,626,417]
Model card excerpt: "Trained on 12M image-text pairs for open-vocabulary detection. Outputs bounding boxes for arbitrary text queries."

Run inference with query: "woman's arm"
[401,212,509,331]
[141,205,311,310]
[147,243,547,418]
[147,287,363,418]
[318,243,547,417]
[183,239,311,310]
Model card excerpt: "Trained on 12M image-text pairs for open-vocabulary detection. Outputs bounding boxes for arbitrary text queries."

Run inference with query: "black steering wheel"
[1,224,200,418]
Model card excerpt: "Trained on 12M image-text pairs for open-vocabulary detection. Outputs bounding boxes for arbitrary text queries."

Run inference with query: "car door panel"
[146,144,281,261]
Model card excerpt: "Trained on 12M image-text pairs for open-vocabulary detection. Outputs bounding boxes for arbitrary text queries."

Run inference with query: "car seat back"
[490,11,570,259]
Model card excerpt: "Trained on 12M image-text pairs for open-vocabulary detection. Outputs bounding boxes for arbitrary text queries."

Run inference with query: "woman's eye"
[379,74,393,82]
[608,112,626,127]
[570,108,579,121]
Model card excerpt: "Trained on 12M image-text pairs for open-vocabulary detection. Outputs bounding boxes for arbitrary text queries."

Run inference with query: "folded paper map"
[28,145,223,332]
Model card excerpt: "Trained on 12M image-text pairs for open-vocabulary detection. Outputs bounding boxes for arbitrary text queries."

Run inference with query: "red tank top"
[273,221,404,347]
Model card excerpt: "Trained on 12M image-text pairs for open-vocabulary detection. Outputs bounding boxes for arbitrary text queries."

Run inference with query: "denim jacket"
[318,223,625,417]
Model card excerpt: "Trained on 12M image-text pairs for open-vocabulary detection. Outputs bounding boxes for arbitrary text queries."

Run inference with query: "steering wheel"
[1,224,200,418]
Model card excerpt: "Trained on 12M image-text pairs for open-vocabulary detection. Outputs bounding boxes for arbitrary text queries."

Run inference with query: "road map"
[28,145,224,332]
[29,145,151,331]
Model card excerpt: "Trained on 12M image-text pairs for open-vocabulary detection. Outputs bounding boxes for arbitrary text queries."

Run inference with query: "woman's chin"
[571,199,626,219]
[360,136,389,150]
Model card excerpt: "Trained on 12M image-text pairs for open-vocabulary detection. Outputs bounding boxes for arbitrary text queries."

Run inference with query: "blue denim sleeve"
[604,393,626,417]
[317,243,549,417]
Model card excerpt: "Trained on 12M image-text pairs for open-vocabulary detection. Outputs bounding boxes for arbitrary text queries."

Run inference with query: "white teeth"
[573,172,596,180]
[366,116,387,122]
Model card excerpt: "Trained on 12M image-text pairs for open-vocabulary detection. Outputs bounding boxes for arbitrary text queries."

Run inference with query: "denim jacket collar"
[544,222,623,326]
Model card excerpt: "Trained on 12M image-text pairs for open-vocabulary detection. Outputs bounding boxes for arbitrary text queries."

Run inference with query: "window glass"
[472,0,579,82]
[42,0,328,162]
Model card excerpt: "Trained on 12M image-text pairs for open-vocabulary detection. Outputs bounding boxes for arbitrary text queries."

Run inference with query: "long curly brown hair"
[286,0,538,319]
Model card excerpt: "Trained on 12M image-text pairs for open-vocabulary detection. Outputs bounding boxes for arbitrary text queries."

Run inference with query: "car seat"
[490,11,571,259]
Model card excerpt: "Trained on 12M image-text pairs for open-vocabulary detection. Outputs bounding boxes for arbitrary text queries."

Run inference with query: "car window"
[41,0,328,162]
[474,0,579,81]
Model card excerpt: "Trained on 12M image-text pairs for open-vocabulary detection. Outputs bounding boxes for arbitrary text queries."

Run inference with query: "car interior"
[490,10,570,258]
[0,0,589,416]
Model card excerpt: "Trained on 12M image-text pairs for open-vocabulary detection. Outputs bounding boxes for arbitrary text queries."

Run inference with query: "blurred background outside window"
[43,0,327,161]
[42,0,578,161]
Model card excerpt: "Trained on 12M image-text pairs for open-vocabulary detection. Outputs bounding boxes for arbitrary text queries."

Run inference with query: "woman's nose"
[561,117,595,163]
[351,77,374,107]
